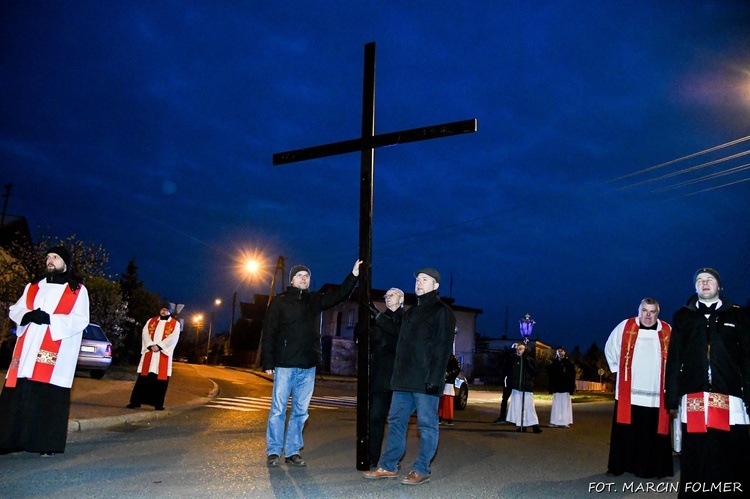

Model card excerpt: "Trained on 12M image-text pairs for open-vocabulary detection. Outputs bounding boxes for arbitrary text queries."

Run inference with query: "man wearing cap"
[126,302,181,411]
[1,246,90,456]
[263,259,361,468]
[363,268,456,485]
[605,297,673,479]
[548,346,576,428]
[665,268,750,494]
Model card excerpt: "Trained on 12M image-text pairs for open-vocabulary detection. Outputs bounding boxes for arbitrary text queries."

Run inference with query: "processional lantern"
[519,313,535,344]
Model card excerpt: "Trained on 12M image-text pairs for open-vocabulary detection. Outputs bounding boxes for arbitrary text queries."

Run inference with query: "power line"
[618,149,750,190]
[607,135,750,183]
[650,161,750,193]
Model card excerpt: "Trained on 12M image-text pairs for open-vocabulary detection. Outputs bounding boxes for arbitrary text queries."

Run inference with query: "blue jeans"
[266,367,316,457]
[379,391,440,476]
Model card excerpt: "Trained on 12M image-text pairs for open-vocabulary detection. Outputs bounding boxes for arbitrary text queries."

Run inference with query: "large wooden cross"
[273,42,476,471]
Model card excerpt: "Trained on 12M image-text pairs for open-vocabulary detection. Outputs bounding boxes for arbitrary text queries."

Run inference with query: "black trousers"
[369,390,393,467]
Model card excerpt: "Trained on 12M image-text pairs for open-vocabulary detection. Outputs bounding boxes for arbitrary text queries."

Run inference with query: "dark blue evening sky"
[2,1,750,351]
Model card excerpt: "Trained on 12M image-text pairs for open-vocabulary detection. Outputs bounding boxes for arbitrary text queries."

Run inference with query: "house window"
[347,309,355,328]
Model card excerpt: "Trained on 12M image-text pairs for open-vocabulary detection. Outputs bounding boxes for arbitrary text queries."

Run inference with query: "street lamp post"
[192,314,204,362]
[206,298,222,364]
[254,255,285,369]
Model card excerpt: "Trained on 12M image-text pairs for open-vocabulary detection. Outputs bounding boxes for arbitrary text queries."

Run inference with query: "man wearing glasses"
[367,288,405,468]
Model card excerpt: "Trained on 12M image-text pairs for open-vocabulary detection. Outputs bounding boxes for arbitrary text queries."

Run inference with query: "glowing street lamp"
[519,313,535,345]
[206,298,222,363]
[192,314,204,361]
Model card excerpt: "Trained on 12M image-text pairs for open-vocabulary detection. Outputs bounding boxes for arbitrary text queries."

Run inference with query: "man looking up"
[666,268,750,495]
[1,246,90,456]
[263,259,361,468]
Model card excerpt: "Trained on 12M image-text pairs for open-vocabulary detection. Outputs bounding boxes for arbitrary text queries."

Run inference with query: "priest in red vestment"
[605,297,673,479]
[1,246,90,456]
[127,303,181,411]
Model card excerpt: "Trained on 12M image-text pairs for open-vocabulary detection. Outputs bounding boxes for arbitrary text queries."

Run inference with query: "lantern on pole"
[519,313,535,344]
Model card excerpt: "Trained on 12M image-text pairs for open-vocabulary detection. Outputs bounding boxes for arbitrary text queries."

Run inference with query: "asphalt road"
[0,366,679,498]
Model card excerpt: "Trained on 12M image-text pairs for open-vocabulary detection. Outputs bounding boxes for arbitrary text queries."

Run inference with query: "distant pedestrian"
[0,246,90,456]
[439,354,461,426]
[548,346,576,428]
[506,343,542,433]
[363,268,456,485]
[263,260,361,468]
[665,268,750,495]
[367,287,404,468]
[492,350,513,424]
[604,297,673,479]
[127,302,181,411]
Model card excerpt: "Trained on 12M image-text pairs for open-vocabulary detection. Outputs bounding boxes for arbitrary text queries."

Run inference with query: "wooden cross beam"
[273,41,477,471]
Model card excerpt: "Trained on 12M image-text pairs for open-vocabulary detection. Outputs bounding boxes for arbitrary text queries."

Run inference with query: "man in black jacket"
[665,267,750,495]
[506,343,542,433]
[548,346,576,428]
[363,268,456,485]
[368,287,404,468]
[263,259,361,468]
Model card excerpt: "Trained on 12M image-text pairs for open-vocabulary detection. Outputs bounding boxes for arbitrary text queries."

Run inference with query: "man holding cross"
[263,260,361,468]
[363,268,456,485]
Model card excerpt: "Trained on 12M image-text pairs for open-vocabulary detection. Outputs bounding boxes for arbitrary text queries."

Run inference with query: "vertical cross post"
[272,42,477,470]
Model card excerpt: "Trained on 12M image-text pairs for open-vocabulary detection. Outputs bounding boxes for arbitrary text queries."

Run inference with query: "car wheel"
[454,384,468,410]
[90,369,106,380]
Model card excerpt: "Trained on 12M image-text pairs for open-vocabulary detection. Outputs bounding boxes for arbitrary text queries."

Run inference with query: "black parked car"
[77,324,112,379]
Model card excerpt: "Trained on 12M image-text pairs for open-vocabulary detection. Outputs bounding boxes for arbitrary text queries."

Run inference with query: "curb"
[68,378,220,433]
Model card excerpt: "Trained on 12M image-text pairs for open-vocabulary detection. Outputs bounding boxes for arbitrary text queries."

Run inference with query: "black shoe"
[605,470,623,477]
[516,427,527,432]
[155,406,165,411]
[492,416,505,424]
[285,454,306,467]
[267,454,280,467]
[126,403,140,409]
[40,452,55,458]
[532,425,543,434]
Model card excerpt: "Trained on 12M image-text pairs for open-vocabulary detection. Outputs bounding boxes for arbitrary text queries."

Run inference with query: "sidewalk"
[65,362,219,432]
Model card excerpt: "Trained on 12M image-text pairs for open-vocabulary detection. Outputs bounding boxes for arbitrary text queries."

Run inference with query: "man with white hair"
[364,268,456,485]
[367,287,404,468]
[605,297,673,479]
